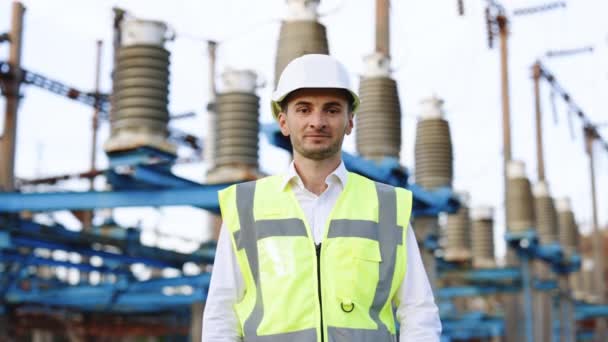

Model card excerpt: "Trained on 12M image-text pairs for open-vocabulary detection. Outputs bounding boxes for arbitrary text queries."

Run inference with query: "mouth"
[304,135,331,139]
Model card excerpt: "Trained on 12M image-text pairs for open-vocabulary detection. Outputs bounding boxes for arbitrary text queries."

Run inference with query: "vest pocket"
[354,241,382,262]
[353,239,382,308]
[324,238,382,330]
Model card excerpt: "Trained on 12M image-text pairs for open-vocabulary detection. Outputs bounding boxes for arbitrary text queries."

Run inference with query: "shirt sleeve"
[202,222,245,342]
[396,224,442,341]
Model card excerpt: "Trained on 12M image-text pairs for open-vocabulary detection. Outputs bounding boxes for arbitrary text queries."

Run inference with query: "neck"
[292,153,342,196]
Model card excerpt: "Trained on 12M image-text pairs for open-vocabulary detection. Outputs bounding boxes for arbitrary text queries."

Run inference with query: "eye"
[296,107,310,114]
[326,107,340,114]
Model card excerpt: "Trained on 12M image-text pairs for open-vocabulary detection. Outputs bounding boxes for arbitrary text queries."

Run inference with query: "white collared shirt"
[202,161,441,341]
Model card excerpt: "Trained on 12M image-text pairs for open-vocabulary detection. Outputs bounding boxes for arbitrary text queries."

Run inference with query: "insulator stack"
[105,19,175,155]
[413,96,453,188]
[506,161,536,233]
[533,181,558,245]
[444,193,471,262]
[413,216,439,244]
[555,198,593,300]
[208,70,261,181]
[275,0,328,86]
[471,206,496,268]
[355,53,401,160]
[556,198,578,255]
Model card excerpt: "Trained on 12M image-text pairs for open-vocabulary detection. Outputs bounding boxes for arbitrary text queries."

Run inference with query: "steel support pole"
[584,127,606,341]
[190,301,204,342]
[375,0,390,57]
[532,60,554,342]
[559,274,575,342]
[82,40,103,233]
[521,254,535,342]
[497,13,522,342]
[533,61,545,181]
[0,2,25,192]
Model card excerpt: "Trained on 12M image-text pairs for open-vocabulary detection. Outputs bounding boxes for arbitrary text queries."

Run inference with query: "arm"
[396,225,442,341]
[202,223,244,342]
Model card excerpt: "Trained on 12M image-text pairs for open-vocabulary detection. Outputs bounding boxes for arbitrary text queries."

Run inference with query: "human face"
[277,88,354,161]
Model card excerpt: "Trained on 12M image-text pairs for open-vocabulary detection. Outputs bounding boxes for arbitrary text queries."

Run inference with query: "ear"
[278,112,290,137]
[345,112,354,135]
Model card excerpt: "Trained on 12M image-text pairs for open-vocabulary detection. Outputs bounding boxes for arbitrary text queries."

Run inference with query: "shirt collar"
[281,160,348,191]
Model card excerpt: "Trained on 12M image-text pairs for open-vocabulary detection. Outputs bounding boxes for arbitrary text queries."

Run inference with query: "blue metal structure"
[5,271,210,313]
[0,126,459,337]
[422,225,592,342]
[441,312,504,341]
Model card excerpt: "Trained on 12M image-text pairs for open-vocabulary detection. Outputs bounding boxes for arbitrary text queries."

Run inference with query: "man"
[202,54,440,341]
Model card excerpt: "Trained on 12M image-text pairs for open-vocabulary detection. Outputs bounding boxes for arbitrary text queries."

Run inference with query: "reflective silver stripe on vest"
[369,182,401,337]
[327,220,379,241]
[243,329,318,342]
[235,181,316,341]
[234,218,308,243]
[327,327,395,342]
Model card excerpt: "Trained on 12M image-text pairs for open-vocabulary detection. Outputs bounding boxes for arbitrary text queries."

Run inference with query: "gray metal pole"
[89,40,102,192]
[0,2,25,192]
[584,127,606,341]
[191,301,204,342]
[532,60,555,342]
[521,254,535,342]
[80,40,103,284]
[375,0,389,57]
[532,61,545,181]
[82,40,103,230]
[498,14,512,164]
[559,274,575,342]
[497,13,523,342]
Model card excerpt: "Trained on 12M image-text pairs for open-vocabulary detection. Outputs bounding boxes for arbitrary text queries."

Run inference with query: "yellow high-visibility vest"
[218,172,413,342]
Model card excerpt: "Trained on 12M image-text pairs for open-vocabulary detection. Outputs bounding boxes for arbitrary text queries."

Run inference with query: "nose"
[308,109,327,130]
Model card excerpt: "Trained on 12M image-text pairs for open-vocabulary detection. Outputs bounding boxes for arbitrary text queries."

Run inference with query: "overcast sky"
[1,0,607,260]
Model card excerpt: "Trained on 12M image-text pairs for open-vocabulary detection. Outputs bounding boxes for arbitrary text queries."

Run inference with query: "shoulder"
[218,175,283,197]
[347,172,412,197]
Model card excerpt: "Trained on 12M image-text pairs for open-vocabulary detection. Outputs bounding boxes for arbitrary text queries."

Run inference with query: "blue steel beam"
[0,184,229,213]
[1,219,216,267]
[577,331,594,341]
[126,273,211,292]
[438,267,521,282]
[132,165,202,188]
[107,146,176,168]
[436,285,520,299]
[575,303,608,320]
[441,312,504,339]
[105,170,165,191]
[11,236,174,269]
[505,230,581,274]
[0,250,128,274]
[7,288,207,313]
[5,274,211,313]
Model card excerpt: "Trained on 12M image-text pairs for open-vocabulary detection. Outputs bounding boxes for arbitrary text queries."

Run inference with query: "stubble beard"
[292,132,346,161]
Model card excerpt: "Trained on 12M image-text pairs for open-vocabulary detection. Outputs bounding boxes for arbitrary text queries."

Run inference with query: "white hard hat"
[271,54,360,119]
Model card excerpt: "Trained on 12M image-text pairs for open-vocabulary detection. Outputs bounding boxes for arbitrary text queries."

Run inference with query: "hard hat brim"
[271,88,360,119]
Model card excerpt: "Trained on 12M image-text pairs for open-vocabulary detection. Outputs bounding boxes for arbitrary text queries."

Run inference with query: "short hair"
[279,89,354,114]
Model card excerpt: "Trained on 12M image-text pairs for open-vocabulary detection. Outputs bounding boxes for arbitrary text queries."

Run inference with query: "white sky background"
[0,0,607,261]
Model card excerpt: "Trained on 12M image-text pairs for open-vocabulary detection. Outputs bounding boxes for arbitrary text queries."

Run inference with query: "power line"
[538,62,608,153]
[513,1,567,16]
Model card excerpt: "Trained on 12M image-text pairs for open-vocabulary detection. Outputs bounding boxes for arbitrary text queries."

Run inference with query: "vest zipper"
[316,243,324,342]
